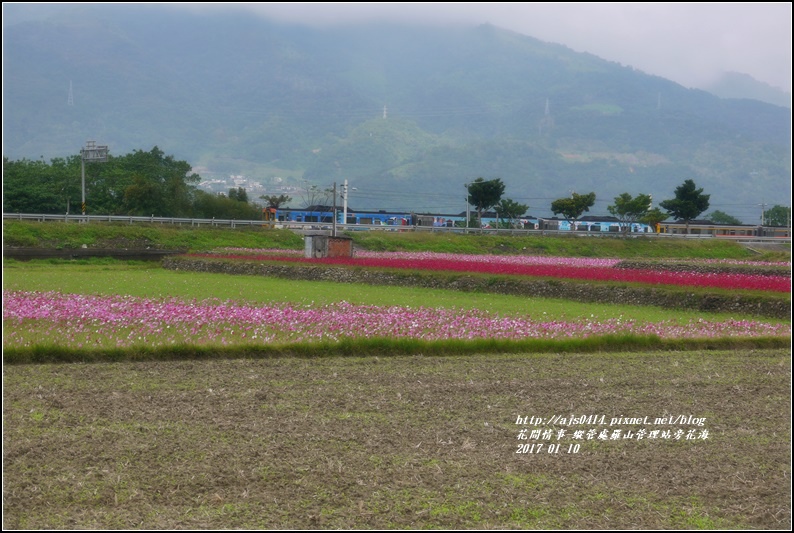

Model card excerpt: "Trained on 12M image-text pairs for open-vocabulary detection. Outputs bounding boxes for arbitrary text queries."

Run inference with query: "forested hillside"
[3,4,790,220]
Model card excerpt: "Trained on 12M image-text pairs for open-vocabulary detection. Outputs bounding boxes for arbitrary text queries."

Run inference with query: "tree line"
[467,177,790,232]
[3,148,262,220]
[3,149,789,229]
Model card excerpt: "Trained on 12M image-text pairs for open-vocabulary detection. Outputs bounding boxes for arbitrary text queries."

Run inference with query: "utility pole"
[464,182,470,229]
[332,182,337,237]
[342,179,348,227]
[80,140,108,217]
[759,202,767,226]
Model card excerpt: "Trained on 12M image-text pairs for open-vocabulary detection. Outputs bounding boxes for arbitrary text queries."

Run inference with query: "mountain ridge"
[2,5,790,221]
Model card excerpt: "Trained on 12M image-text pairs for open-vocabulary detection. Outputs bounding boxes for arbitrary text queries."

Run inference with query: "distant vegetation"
[5,147,788,232]
[3,149,262,220]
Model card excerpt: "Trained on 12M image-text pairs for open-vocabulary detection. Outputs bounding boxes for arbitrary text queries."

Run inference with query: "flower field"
[3,234,791,529]
[3,250,790,354]
[3,289,789,350]
[197,250,791,293]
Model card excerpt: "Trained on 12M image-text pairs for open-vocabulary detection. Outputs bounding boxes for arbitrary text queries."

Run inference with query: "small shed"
[304,233,354,258]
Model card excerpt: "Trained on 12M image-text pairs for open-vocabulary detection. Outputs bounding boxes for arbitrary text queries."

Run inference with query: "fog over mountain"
[2,4,790,222]
[703,72,791,109]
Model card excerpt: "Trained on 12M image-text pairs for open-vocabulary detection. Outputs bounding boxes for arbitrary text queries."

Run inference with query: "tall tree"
[2,157,64,214]
[260,194,292,208]
[658,179,710,234]
[123,174,164,215]
[550,192,596,224]
[191,190,261,219]
[496,198,528,228]
[640,207,669,232]
[113,147,199,217]
[607,193,652,234]
[763,205,791,227]
[467,178,505,228]
[707,210,742,225]
[228,187,249,203]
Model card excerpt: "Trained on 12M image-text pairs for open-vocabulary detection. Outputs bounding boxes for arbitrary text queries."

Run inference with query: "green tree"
[105,147,199,216]
[658,179,710,234]
[2,156,87,214]
[496,198,528,228]
[550,192,596,223]
[228,187,249,203]
[119,147,199,217]
[607,193,652,234]
[192,190,261,219]
[640,207,669,232]
[3,147,201,217]
[123,174,164,215]
[260,194,292,208]
[707,210,742,225]
[467,178,505,228]
[763,205,791,227]
[49,156,82,214]
[2,157,62,213]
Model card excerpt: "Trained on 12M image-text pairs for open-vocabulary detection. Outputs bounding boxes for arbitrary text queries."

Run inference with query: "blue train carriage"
[347,210,467,227]
[275,205,336,223]
[339,209,414,226]
[538,216,651,233]
[434,210,539,229]
[277,206,409,226]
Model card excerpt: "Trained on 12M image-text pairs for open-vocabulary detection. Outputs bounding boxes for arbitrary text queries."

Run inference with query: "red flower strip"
[188,253,791,293]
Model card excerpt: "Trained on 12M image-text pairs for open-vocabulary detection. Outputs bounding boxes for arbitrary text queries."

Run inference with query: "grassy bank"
[5,336,790,365]
[2,220,304,252]
[4,220,789,261]
[341,229,789,260]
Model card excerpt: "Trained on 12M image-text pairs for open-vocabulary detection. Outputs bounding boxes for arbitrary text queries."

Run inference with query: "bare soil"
[3,349,790,529]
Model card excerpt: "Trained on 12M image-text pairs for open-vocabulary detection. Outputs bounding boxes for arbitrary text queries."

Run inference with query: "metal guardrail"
[3,213,790,243]
[3,213,271,228]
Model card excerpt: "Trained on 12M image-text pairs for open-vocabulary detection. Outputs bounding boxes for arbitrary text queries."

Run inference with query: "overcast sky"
[182,2,792,93]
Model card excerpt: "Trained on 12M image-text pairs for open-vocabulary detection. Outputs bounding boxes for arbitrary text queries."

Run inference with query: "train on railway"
[267,205,657,232]
[657,221,790,239]
[264,205,790,238]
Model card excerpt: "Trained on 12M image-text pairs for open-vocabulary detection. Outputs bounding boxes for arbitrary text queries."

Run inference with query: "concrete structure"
[303,233,354,258]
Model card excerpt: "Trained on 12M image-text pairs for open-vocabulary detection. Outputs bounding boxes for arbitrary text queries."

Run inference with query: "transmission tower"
[68,80,74,106]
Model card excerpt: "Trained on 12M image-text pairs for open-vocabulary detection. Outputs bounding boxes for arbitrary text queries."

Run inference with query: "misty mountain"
[2,4,790,221]
[702,71,791,109]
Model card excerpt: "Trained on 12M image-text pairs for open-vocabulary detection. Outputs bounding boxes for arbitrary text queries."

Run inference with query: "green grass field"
[6,261,784,324]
